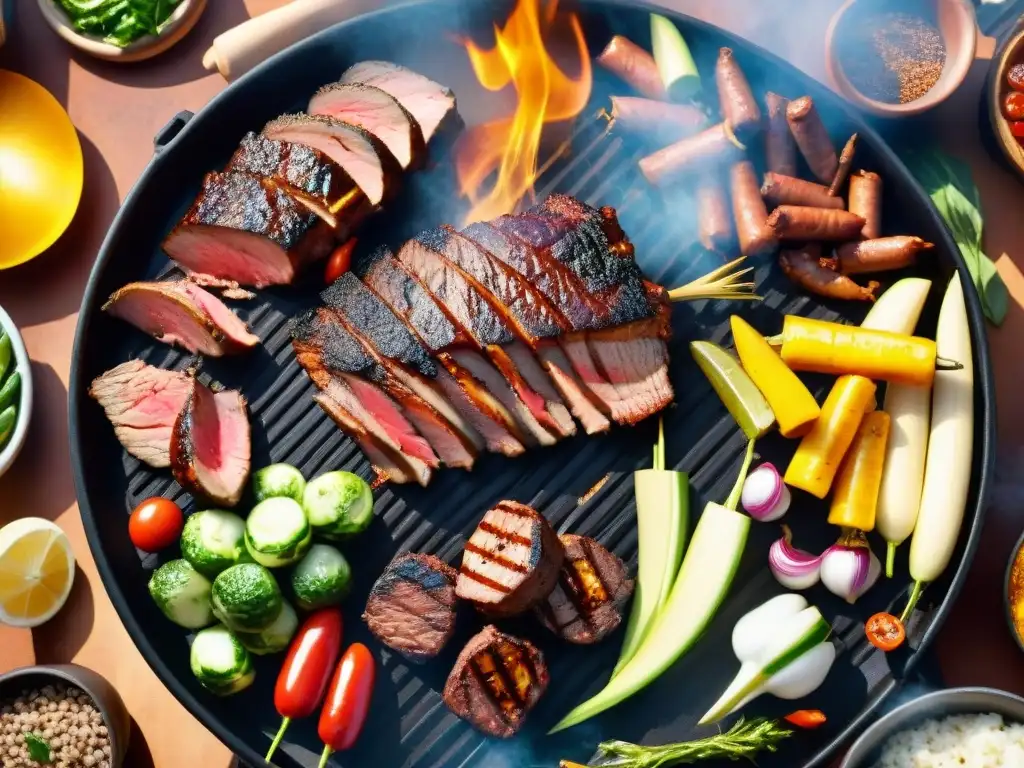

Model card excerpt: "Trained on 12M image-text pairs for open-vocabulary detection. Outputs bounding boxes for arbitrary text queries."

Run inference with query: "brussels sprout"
[253,463,306,504]
[190,624,255,696]
[302,471,374,540]
[211,563,283,632]
[244,497,312,568]
[148,559,214,629]
[237,601,299,656]
[291,544,352,610]
[180,510,248,578]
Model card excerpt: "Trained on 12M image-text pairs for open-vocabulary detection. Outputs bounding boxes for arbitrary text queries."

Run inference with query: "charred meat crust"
[442,625,549,738]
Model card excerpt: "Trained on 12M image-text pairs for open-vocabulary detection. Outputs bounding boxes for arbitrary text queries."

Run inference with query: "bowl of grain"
[0,664,130,768]
[839,687,1024,767]
[825,0,977,117]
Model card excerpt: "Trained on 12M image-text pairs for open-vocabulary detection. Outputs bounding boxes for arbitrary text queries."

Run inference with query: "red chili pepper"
[325,239,357,284]
[264,608,344,763]
[317,643,376,767]
[784,709,827,729]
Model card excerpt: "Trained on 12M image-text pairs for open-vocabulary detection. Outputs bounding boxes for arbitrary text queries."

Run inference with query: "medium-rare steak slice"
[363,552,457,661]
[339,60,459,144]
[443,625,549,739]
[226,131,372,234]
[456,501,564,617]
[170,379,251,507]
[88,360,191,468]
[534,534,634,644]
[309,83,426,170]
[321,275,481,468]
[263,114,401,206]
[359,250,525,457]
[398,231,564,444]
[103,280,259,357]
[163,171,336,287]
[293,308,440,473]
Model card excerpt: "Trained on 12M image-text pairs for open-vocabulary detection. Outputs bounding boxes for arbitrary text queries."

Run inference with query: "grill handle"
[153,111,195,154]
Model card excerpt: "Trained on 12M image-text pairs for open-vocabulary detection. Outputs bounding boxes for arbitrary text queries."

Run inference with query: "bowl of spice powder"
[825,0,977,116]
[0,664,130,768]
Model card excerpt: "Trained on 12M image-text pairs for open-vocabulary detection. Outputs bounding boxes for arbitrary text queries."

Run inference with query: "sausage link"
[837,236,933,274]
[730,160,777,257]
[765,92,797,176]
[767,205,865,241]
[786,96,838,183]
[639,122,742,187]
[761,172,845,210]
[848,170,883,239]
[698,179,734,253]
[780,245,878,301]
[597,36,666,100]
[715,47,762,139]
[610,96,707,146]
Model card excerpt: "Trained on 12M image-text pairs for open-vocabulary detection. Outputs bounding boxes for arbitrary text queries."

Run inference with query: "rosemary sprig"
[667,257,761,303]
[588,717,793,768]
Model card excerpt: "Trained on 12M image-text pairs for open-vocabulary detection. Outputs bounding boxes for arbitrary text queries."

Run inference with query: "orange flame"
[456,0,592,225]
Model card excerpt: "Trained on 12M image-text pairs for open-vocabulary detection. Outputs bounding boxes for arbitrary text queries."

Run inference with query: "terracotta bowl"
[0,664,130,766]
[987,24,1024,181]
[37,0,207,63]
[825,0,977,117]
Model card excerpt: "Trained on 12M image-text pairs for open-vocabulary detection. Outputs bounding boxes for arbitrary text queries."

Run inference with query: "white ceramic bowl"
[0,304,32,479]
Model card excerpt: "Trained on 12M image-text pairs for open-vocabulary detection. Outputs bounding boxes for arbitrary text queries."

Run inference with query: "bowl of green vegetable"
[37,0,207,63]
[0,304,32,480]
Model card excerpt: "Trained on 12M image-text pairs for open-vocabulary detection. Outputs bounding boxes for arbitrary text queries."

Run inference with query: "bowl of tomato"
[987,21,1024,182]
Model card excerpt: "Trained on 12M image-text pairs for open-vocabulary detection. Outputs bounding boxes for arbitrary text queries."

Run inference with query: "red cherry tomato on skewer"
[865,612,906,652]
[317,643,376,766]
[325,239,357,284]
[128,497,183,553]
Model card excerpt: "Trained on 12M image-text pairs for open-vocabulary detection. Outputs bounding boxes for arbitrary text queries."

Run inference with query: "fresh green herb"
[55,0,184,48]
[905,150,1008,326]
[25,733,52,764]
[591,717,793,767]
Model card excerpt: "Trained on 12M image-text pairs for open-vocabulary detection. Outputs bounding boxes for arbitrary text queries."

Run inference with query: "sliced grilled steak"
[322,275,480,468]
[226,131,372,234]
[263,114,401,206]
[88,361,191,468]
[398,231,562,444]
[534,535,634,644]
[443,625,549,739]
[163,171,335,287]
[293,307,440,474]
[309,83,426,170]
[170,379,251,508]
[359,250,525,457]
[363,553,457,661]
[339,60,459,144]
[456,501,564,617]
[103,280,259,357]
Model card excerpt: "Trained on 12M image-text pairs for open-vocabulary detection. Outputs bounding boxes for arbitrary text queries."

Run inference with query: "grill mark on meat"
[469,651,524,722]
[478,520,531,546]
[463,542,529,574]
[457,567,514,594]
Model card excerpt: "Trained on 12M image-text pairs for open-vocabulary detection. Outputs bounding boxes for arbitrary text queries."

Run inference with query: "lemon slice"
[0,518,75,627]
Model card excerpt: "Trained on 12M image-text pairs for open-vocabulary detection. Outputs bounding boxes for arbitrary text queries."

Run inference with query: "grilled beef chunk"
[321,275,480,468]
[170,379,251,507]
[360,249,526,457]
[309,83,426,170]
[89,361,192,468]
[456,501,564,617]
[263,114,401,206]
[534,535,634,644]
[339,60,459,144]
[163,171,336,287]
[443,625,549,739]
[103,280,259,357]
[363,553,457,661]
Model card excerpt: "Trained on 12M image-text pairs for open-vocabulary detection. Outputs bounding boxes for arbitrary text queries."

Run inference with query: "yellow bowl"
[0,70,83,270]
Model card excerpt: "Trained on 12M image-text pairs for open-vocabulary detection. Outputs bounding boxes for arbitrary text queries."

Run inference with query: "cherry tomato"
[1004,92,1024,121]
[1011,121,1024,142]
[128,497,184,552]
[325,239,357,284]
[784,709,827,729]
[1007,62,1024,92]
[317,643,375,761]
[865,612,905,652]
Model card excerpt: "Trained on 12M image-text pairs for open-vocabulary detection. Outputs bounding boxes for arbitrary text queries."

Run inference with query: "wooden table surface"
[2,1,1024,766]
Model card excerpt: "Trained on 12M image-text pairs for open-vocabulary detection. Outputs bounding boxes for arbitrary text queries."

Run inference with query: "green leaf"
[25,733,52,764]
[978,254,1009,325]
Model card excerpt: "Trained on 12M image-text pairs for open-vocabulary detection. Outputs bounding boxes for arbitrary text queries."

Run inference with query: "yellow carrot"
[828,411,891,531]
[731,315,820,438]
